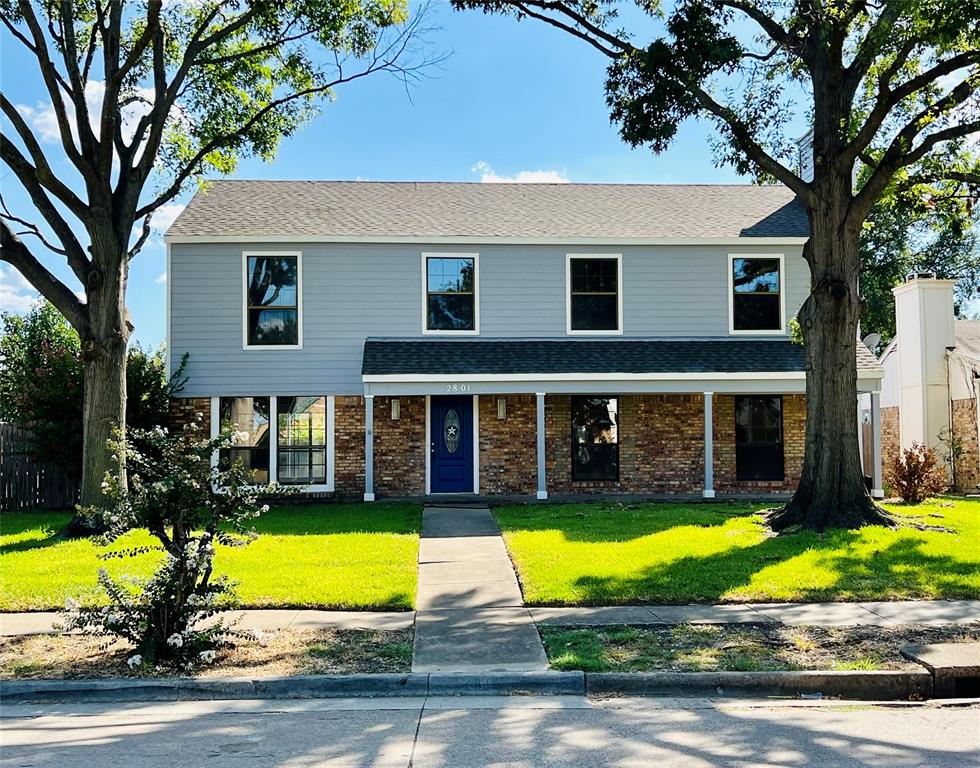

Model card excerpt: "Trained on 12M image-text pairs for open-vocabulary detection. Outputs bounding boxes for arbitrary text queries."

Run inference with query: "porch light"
[391,398,400,420]
[497,397,506,420]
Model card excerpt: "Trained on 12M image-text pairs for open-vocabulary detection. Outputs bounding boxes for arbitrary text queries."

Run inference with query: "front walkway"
[411,506,549,673]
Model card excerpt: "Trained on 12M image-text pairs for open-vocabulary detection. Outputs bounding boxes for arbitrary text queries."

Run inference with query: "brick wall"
[334,396,365,499]
[479,395,537,495]
[951,397,980,492]
[169,397,211,437]
[713,394,805,493]
[374,396,426,497]
[881,405,901,482]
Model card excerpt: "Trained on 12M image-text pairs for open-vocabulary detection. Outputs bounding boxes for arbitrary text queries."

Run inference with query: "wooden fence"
[0,423,79,512]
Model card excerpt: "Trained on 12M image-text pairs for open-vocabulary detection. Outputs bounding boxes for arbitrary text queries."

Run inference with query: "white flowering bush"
[63,418,287,667]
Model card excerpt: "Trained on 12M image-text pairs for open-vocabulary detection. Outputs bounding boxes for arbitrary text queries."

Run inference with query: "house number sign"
[444,384,471,393]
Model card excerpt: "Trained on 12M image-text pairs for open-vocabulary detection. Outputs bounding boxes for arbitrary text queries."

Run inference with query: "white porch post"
[536,392,548,500]
[364,394,375,502]
[703,392,715,499]
[268,396,278,485]
[870,391,884,498]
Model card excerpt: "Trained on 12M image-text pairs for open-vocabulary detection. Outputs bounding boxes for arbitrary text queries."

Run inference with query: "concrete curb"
[587,670,934,700]
[1,669,934,703]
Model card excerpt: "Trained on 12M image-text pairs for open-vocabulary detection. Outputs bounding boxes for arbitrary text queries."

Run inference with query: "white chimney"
[892,275,956,453]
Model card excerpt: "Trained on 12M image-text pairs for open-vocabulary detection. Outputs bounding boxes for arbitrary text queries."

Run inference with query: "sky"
[4,2,966,348]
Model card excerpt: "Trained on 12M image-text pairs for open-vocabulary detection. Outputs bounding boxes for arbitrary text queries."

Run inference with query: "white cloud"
[472,161,570,184]
[0,263,40,314]
[151,203,186,233]
[155,271,167,284]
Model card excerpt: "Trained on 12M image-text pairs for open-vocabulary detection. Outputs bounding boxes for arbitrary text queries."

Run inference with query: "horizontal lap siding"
[170,242,808,397]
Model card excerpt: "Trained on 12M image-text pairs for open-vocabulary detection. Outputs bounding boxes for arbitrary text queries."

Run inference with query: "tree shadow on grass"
[0,512,73,555]
[565,533,980,605]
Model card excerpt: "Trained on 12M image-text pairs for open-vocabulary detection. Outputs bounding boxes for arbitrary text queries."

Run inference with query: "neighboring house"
[164,180,884,501]
[877,276,980,492]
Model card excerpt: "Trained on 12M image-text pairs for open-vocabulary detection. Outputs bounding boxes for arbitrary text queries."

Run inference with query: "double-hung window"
[277,397,327,485]
[571,396,620,481]
[244,252,301,347]
[568,255,621,333]
[735,395,784,481]
[425,255,478,333]
[730,255,784,333]
[218,397,271,482]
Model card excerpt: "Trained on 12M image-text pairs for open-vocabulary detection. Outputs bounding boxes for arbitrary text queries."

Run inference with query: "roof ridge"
[202,179,788,189]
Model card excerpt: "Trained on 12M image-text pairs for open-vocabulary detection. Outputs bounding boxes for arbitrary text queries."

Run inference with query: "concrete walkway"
[411,506,549,673]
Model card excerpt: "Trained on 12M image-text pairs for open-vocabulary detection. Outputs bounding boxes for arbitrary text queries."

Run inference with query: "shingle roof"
[167,180,810,240]
[954,320,980,361]
[362,338,881,376]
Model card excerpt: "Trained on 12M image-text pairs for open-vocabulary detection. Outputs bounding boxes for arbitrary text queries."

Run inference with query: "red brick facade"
[171,393,807,498]
[951,398,980,492]
[169,397,212,437]
[881,405,901,482]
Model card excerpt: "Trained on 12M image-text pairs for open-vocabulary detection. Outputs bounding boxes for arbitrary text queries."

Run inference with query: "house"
[877,276,980,492]
[164,180,885,501]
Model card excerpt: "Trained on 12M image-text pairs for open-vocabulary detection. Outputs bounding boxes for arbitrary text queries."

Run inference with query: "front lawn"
[0,504,421,612]
[494,498,980,605]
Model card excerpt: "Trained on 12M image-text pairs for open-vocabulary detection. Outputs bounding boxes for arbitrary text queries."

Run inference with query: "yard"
[0,503,421,612]
[494,497,980,605]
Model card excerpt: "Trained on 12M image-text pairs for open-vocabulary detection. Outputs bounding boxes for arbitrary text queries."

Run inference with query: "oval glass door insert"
[444,409,460,453]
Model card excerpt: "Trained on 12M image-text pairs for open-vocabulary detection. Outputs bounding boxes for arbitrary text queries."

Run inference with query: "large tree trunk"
[767,196,895,532]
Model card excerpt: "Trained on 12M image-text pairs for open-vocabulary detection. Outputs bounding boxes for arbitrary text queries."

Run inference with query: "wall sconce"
[391,398,400,420]
[497,397,507,420]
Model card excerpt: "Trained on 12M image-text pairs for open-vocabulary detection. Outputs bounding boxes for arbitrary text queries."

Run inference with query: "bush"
[886,442,947,503]
[62,419,288,668]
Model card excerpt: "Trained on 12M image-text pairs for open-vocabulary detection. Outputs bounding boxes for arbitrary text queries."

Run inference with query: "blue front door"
[430,396,474,493]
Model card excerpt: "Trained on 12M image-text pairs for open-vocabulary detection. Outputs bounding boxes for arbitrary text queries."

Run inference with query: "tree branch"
[0,194,67,256]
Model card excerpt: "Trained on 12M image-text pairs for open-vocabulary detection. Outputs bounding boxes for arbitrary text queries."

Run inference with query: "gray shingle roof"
[362,338,881,376]
[954,320,980,361]
[167,180,809,240]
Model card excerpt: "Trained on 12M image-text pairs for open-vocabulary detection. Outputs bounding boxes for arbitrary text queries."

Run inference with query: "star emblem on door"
[444,409,461,453]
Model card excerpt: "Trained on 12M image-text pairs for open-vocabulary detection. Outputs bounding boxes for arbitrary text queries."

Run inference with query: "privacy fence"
[0,424,79,512]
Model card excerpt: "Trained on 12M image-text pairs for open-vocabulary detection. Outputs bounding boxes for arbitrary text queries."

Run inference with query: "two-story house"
[165,180,885,501]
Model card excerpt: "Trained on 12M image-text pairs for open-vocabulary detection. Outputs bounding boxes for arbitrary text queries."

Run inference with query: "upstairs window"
[568,256,621,333]
[731,256,783,332]
[245,253,300,347]
[735,395,784,481]
[277,396,327,485]
[571,396,619,481]
[219,397,271,482]
[425,255,477,332]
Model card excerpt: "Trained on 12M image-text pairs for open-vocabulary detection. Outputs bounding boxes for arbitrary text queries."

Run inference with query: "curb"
[587,670,934,700]
[0,669,934,704]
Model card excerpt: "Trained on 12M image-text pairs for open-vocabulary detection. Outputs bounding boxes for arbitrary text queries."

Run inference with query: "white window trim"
[566,253,624,336]
[421,252,480,335]
[211,394,335,492]
[728,253,787,336]
[242,250,303,350]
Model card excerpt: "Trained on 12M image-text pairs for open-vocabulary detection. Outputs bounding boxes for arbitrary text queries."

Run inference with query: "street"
[2,695,978,767]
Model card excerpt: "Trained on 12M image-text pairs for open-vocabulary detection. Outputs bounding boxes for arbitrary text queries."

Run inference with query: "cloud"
[151,203,186,232]
[155,271,167,284]
[472,161,570,184]
[0,263,40,314]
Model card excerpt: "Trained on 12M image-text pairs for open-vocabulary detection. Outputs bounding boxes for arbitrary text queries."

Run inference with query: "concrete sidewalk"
[411,506,549,673]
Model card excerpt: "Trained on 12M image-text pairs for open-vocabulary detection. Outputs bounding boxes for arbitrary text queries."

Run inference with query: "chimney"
[892,274,956,453]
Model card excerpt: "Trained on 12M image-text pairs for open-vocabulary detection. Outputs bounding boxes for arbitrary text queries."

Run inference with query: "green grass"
[0,504,421,611]
[494,497,980,605]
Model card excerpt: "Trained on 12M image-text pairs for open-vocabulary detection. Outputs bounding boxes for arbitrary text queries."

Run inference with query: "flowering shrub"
[886,441,947,504]
[63,419,288,667]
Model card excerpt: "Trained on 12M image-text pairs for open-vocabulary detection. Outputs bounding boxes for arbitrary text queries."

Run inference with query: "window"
[425,255,477,332]
[731,256,783,332]
[245,253,300,347]
[568,255,621,333]
[735,396,784,481]
[277,396,327,485]
[571,397,619,481]
[219,397,271,482]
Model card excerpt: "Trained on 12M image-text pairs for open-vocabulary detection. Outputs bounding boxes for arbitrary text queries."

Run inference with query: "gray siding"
[169,242,808,396]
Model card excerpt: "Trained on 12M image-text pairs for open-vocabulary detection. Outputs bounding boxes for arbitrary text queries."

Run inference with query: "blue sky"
[0,4,852,348]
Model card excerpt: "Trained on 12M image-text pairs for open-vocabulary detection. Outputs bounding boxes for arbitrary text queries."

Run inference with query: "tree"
[455,0,980,530]
[0,300,187,484]
[0,0,434,517]
[859,176,978,345]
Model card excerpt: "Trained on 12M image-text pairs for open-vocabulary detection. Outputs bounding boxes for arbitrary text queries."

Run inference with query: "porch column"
[536,392,547,500]
[364,394,375,502]
[870,391,884,498]
[703,392,715,499]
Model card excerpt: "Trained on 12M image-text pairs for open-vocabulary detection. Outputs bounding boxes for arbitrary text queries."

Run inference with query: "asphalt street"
[2,695,979,768]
